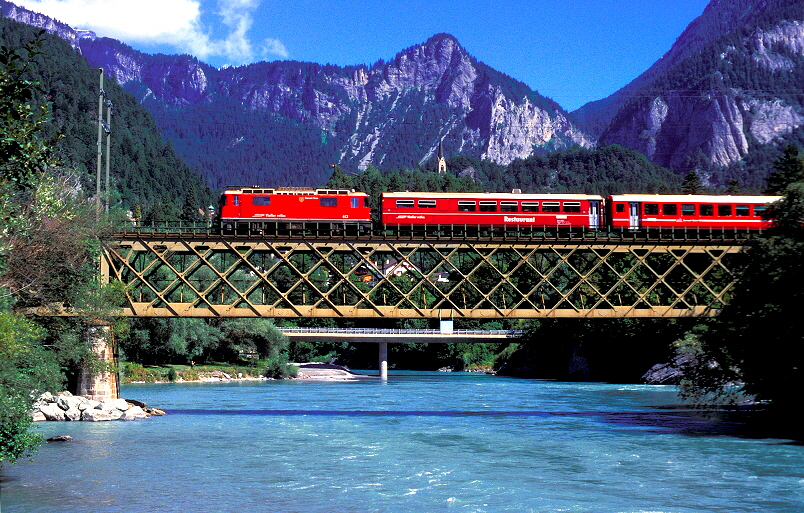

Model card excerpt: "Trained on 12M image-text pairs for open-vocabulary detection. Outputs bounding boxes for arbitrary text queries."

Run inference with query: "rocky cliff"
[581,0,804,172]
[82,34,592,176]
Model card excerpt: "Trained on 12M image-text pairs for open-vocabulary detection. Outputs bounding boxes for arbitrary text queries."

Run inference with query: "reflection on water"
[2,373,803,513]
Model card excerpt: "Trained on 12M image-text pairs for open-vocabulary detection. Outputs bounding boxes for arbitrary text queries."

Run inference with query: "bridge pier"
[379,341,388,380]
[76,323,119,401]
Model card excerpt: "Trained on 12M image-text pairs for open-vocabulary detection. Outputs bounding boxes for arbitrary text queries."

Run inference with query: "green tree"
[681,170,704,194]
[0,311,62,464]
[677,147,804,415]
[0,31,59,188]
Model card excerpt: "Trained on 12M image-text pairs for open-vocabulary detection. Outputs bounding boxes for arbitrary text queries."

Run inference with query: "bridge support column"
[76,324,119,401]
[379,341,388,380]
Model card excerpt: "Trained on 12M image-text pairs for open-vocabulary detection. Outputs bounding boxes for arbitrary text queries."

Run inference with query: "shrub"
[263,355,298,379]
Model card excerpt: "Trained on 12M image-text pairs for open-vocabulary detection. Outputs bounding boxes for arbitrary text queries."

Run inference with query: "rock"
[39,403,66,421]
[78,399,100,411]
[125,399,147,408]
[47,435,73,442]
[120,406,147,421]
[99,399,130,412]
[38,391,54,403]
[30,411,47,422]
[82,409,113,422]
[64,407,82,421]
[146,408,166,416]
[57,395,84,411]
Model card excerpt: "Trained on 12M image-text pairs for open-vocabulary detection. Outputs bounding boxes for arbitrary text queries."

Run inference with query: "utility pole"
[96,68,104,203]
[96,68,113,213]
[104,96,113,213]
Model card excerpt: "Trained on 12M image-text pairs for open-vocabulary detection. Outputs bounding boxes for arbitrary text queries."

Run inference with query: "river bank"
[122,362,368,384]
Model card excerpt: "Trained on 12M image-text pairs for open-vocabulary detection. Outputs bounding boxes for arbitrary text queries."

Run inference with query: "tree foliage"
[677,147,804,412]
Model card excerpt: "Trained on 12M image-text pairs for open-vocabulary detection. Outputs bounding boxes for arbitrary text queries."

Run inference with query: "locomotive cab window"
[644,204,658,215]
[753,205,767,216]
[563,202,581,213]
[542,202,560,213]
[458,201,477,212]
[700,204,714,216]
[521,202,539,212]
[718,205,732,216]
[663,204,677,216]
[500,201,518,212]
[350,198,360,208]
[681,204,695,216]
[479,201,497,212]
[418,200,437,209]
[320,198,338,207]
[615,204,625,213]
[252,197,271,207]
[396,200,414,209]
[736,205,750,217]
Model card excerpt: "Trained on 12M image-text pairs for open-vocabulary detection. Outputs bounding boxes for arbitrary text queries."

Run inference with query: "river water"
[2,372,803,512]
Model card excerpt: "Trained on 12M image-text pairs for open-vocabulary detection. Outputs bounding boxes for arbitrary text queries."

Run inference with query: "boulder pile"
[31,392,166,422]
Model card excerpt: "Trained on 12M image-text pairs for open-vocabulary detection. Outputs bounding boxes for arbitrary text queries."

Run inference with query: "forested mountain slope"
[0,13,212,216]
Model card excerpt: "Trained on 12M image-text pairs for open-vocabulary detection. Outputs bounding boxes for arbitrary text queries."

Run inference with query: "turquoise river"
[1,372,803,512]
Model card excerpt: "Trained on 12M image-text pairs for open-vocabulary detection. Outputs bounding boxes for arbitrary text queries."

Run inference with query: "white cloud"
[14,0,288,63]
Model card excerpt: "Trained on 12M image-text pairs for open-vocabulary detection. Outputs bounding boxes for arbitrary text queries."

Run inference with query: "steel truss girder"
[102,237,746,319]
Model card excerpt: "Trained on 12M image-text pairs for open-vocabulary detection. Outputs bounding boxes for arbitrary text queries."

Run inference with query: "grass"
[120,362,271,384]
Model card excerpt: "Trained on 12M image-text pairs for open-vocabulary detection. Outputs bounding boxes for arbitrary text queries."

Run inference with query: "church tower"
[437,140,447,174]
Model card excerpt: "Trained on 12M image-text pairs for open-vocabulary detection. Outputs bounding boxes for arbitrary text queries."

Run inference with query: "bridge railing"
[113,220,760,243]
[279,328,524,337]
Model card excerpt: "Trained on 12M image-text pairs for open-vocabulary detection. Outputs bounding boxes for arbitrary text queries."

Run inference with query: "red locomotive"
[219,186,371,235]
[607,194,782,231]
[381,191,605,229]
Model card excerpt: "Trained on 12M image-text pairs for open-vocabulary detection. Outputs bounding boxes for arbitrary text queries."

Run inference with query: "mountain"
[71,33,592,188]
[574,0,804,180]
[0,5,213,215]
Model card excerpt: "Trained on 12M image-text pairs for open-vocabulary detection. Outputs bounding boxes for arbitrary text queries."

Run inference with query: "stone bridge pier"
[76,324,119,401]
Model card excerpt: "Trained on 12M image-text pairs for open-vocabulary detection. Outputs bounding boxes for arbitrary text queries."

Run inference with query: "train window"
[753,205,767,216]
[718,205,732,216]
[542,202,560,213]
[500,202,518,212]
[700,204,714,216]
[233,195,240,206]
[681,204,695,216]
[396,200,414,208]
[253,197,271,207]
[521,202,539,212]
[616,204,625,213]
[320,198,338,207]
[458,201,477,212]
[351,198,360,208]
[736,205,750,216]
[644,204,658,215]
[418,200,437,208]
[563,202,581,213]
[663,204,678,216]
[479,201,497,212]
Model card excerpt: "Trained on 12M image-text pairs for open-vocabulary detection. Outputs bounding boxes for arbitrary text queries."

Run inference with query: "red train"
[219,187,782,234]
[219,186,371,234]
[607,194,781,231]
[381,191,605,229]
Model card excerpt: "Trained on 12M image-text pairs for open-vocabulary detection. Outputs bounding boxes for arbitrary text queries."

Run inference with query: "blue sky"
[15,0,711,111]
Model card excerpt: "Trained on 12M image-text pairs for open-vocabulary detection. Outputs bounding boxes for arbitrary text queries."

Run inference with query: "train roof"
[608,194,783,203]
[382,192,604,200]
[223,187,367,196]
